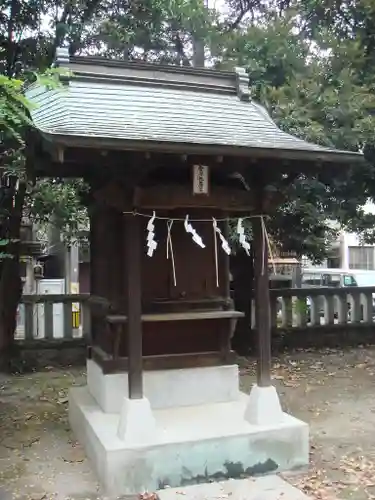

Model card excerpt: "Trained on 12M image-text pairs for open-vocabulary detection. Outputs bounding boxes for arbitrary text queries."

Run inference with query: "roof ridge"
[54,46,251,101]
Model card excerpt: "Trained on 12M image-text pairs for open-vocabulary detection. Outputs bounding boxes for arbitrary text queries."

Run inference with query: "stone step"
[158,476,311,500]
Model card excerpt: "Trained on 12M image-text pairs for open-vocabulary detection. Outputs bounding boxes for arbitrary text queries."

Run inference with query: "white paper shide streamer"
[146,211,157,257]
[184,215,205,248]
[212,218,231,255]
[237,218,250,255]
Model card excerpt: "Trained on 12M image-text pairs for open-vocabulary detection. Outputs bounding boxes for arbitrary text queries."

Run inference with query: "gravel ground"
[1,347,375,500]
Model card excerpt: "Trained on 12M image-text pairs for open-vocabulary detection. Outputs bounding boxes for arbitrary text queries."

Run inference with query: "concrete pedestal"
[117,397,156,444]
[245,384,284,425]
[69,360,309,496]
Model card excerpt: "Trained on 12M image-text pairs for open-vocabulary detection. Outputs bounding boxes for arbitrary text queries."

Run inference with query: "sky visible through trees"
[2,0,375,261]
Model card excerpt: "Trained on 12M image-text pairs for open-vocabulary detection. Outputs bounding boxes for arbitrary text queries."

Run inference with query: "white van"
[302,268,358,288]
[352,270,375,288]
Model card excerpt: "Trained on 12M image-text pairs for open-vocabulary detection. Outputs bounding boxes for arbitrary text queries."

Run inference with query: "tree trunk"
[192,0,206,68]
[192,37,205,67]
[0,181,26,370]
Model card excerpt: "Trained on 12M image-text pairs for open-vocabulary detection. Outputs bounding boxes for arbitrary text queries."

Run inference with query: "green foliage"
[30,179,89,244]
[0,61,68,270]
[213,12,375,259]
[294,298,309,319]
[99,0,218,64]
[1,0,375,261]
[0,75,31,146]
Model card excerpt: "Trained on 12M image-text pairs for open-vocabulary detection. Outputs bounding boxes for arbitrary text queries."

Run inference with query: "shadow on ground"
[2,347,375,499]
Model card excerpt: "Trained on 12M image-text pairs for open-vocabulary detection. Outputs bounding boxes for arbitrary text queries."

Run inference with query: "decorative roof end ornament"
[55,46,70,68]
[235,67,251,101]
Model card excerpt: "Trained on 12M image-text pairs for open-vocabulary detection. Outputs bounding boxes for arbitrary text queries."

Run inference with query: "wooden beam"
[33,143,345,179]
[124,214,143,399]
[60,148,243,171]
[93,182,133,212]
[252,213,272,387]
[134,185,254,211]
[90,345,236,373]
[106,310,244,323]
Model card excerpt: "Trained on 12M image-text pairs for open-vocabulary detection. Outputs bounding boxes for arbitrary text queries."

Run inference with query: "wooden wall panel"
[117,319,228,357]
[91,189,232,358]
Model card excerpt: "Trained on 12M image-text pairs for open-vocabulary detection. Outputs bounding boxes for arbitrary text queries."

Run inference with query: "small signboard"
[279,250,298,258]
[71,282,80,330]
[192,164,209,195]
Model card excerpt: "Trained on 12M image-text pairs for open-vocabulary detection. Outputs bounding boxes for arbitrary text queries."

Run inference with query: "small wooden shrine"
[27,48,364,495]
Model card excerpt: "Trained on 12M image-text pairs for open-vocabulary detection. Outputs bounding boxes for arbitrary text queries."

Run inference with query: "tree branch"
[69,0,103,55]
[172,30,191,66]
[47,2,72,65]
[224,0,261,32]
[226,8,248,31]
[6,0,21,77]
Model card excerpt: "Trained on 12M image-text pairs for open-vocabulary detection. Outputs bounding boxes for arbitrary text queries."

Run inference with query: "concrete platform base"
[87,359,240,412]
[69,385,309,496]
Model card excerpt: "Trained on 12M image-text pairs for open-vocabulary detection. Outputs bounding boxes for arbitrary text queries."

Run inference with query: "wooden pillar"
[252,215,272,386]
[88,203,107,344]
[125,215,143,399]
